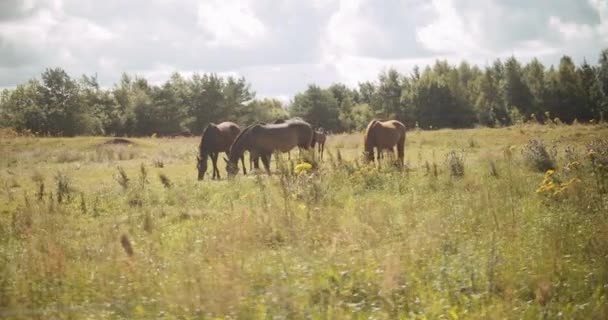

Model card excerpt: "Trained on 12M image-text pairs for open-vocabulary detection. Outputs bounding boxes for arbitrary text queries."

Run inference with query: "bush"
[446,150,465,178]
[522,139,556,172]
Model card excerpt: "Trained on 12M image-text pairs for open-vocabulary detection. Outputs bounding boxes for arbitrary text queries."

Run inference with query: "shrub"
[522,139,556,172]
[54,171,74,203]
[446,150,465,178]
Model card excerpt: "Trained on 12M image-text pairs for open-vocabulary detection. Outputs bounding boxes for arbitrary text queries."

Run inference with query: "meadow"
[1,123,607,319]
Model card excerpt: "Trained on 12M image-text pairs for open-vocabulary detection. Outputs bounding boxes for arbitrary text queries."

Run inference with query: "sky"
[1,0,607,101]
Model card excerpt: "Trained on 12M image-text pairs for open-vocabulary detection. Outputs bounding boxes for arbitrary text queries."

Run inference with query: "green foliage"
[2,49,608,136]
[289,85,340,131]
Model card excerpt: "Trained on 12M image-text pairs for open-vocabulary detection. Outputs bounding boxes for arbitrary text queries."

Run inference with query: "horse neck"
[199,149,209,161]
[229,132,249,162]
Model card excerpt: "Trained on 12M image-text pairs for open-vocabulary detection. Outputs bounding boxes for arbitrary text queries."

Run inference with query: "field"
[1,124,608,319]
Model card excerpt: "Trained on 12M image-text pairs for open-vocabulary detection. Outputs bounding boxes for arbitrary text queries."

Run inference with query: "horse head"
[224,156,239,177]
[197,154,208,180]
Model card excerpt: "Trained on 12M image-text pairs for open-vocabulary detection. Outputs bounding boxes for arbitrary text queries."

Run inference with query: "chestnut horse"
[225,119,313,176]
[311,129,326,160]
[363,119,406,165]
[197,122,246,180]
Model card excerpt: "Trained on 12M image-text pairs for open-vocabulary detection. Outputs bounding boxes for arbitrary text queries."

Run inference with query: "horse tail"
[364,120,379,162]
[397,128,406,166]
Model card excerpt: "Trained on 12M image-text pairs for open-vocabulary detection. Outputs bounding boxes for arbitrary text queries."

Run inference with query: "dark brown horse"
[363,119,406,165]
[225,119,313,175]
[311,129,326,160]
[197,122,246,180]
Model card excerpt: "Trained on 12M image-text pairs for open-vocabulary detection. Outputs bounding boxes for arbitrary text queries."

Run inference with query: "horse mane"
[199,123,217,154]
[228,123,259,159]
[364,120,380,146]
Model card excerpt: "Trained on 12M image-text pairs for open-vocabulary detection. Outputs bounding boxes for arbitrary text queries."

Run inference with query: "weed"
[54,171,73,203]
[80,192,87,214]
[522,139,556,172]
[446,150,465,178]
[114,166,129,190]
[153,158,165,168]
[139,163,149,189]
[159,173,172,189]
[32,172,45,201]
[120,234,134,257]
[489,160,499,178]
[587,139,608,193]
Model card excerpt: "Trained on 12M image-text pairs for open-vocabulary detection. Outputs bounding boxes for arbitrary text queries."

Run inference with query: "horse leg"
[319,143,324,161]
[261,153,271,175]
[241,155,247,175]
[211,153,220,179]
[397,133,405,168]
[250,151,260,170]
[322,143,325,161]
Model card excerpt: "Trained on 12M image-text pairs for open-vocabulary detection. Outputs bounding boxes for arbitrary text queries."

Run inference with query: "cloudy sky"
[1,0,607,100]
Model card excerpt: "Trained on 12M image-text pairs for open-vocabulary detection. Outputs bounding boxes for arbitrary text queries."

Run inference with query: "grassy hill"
[1,123,607,319]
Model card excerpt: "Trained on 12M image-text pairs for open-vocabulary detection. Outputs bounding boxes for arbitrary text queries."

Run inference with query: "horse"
[225,119,313,176]
[247,118,290,169]
[363,119,406,166]
[197,122,247,180]
[311,129,326,160]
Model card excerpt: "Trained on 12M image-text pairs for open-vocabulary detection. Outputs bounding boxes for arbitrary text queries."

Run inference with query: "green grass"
[1,123,608,319]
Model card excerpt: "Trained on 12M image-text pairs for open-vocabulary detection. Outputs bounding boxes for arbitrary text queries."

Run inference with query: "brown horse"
[311,129,326,160]
[225,119,313,176]
[197,122,246,180]
[363,119,406,165]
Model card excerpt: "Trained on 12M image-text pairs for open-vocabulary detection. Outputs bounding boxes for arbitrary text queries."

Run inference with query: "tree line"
[2,49,608,136]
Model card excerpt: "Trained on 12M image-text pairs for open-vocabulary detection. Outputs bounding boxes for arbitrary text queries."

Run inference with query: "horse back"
[251,121,312,152]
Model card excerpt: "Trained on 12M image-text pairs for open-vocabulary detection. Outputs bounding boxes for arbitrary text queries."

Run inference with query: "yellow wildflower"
[294,162,313,175]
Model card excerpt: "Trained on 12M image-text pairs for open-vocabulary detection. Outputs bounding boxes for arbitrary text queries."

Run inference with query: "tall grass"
[0,124,607,319]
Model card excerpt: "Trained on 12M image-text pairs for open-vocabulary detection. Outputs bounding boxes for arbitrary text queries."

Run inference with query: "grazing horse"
[363,119,406,166]
[225,119,313,176]
[197,122,246,180]
[311,129,326,160]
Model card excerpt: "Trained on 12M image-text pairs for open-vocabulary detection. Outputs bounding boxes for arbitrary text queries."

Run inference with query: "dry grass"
[0,123,607,319]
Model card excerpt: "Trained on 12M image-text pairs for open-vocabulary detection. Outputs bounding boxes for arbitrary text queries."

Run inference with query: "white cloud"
[549,16,594,41]
[197,0,267,48]
[0,0,607,97]
[321,0,387,62]
[416,0,484,55]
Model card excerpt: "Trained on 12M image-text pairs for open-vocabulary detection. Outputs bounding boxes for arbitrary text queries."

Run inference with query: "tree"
[597,48,608,120]
[79,74,111,135]
[375,68,405,121]
[578,60,603,121]
[410,68,475,129]
[289,85,340,131]
[474,68,509,126]
[503,56,533,117]
[546,56,587,122]
[240,98,287,124]
[223,76,255,121]
[523,58,546,117]
[188,73,225,134]
[36,68,89,135]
